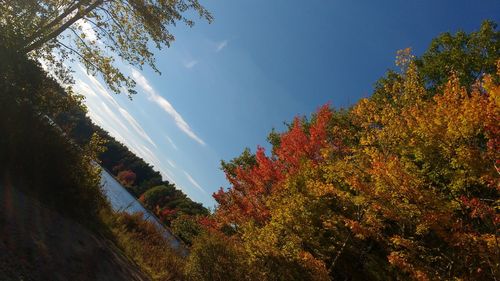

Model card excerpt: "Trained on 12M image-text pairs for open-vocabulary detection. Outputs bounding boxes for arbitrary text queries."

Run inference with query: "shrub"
[185,231,255,281]
[109,212,186,281]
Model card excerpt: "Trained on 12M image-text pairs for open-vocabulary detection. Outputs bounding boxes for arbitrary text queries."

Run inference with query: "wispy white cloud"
[131,69,206,146]
[75,87,127,145]
[118,107,156,148]
[75,66,166,183]
[77,64,120,108]
[74,84,129,145]
[167,159,176,168]
[183,171,206,194]
[183,60,198,69]
[76,64,157,150]
[74,63,213,201]
[215,40,228,52]
[75,78,97,97]
[100,101,131,134]
[165,135,178,150]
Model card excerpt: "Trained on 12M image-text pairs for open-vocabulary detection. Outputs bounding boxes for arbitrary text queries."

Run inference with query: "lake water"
[100,169,185,253]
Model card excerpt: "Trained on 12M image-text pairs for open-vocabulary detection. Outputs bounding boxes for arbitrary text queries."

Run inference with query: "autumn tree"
[214,50,499,280]
[140,184,208,225]
[185,231,255,281]
[0,0,212,94]
[214,105,333,227]
[117,169,136,187]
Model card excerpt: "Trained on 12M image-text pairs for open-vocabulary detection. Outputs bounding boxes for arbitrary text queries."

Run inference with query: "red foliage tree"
[117,169,136,187]
[214,105,332,226]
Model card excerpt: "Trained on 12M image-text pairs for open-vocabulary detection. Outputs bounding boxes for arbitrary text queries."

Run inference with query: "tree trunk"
[22,0,87,49]
[22,0,103,54]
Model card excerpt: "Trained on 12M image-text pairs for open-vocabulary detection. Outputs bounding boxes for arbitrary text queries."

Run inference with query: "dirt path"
[0,183,150,281]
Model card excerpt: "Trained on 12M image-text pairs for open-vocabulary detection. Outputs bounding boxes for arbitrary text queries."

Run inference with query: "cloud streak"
[183,60,198,69]
[75,66,164,180]
[183,171,206,194]
[77,65,157,149]
[165,135,178,150]
[131,69,206,146]
[216,40,228,52]
[118,107,156,148]
[167,159,176,168]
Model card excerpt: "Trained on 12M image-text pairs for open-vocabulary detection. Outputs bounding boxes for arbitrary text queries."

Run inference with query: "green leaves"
[1,0,212,96]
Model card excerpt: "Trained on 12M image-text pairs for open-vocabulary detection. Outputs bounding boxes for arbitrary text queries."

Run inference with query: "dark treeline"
[0,43,106,221]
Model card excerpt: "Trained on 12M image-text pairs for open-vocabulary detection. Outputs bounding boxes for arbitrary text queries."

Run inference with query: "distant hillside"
[56,102,209,226]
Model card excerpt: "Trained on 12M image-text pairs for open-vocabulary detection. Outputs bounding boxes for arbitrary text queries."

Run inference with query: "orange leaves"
[387,251,430,281]
[460,196,496,222]
[275,104,332,170]
[275,117,309,169]
[338,63,499,279]
[214,146,281,225]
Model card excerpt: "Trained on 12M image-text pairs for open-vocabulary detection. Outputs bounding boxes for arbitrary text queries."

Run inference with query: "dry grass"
[104,211,187,281]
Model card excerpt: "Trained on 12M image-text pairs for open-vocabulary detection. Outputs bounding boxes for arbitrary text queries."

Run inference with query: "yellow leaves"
[482,234,500,253]
[390,235,415,249]
[396,48,415,70]
[351,98,377,127]
[415,222,430,236]
[344,219,370,239]
[297,252,330,281]
[306,179,334,197]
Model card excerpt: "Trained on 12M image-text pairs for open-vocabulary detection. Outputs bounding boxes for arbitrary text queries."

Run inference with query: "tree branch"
[83,17,120,51]
[96,6,135,47]
[55,39,107,78]
[23,0,103,54]
[22,0,86,49]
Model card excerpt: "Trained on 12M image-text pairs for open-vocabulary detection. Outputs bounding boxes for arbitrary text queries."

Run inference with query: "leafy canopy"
[0,0,212,95]
[212,22,500,280]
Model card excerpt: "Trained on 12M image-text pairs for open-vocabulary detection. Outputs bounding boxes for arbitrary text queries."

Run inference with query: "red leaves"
[460,196,496,223]
[197,216,218,230]
[155,207,177,224]
[214,146,281,224]
[117,169,136,187]
[276,104,332,170]
[275,117,309,169]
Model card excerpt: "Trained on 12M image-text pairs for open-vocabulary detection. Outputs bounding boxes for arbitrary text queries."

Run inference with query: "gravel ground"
[0,183,150,281]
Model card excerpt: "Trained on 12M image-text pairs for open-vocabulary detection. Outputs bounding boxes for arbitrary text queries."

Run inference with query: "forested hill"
[56,96,209,223]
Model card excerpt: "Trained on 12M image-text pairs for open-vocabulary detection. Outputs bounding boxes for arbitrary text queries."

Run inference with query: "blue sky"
[72,0,499,207]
